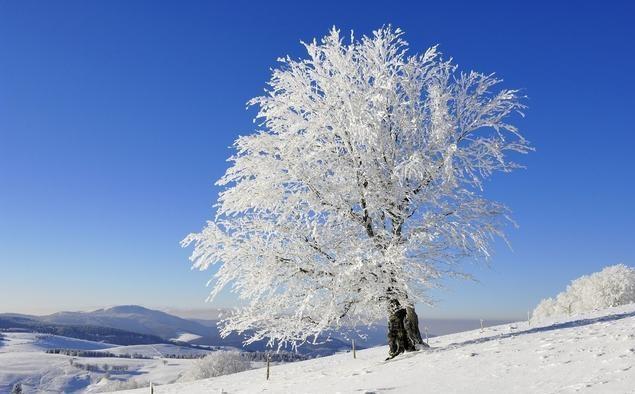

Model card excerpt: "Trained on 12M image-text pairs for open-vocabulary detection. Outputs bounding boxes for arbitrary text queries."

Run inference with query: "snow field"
[0,333,205,393]
[120,304,635,394]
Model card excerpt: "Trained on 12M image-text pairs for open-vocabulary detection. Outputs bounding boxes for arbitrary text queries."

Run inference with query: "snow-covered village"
[1,1,634,393]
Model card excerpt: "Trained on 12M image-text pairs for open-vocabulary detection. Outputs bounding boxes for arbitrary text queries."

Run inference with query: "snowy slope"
[0,333,209,393]
[0,332,114,353]
[0,350,195,394]
[119,304,635,394]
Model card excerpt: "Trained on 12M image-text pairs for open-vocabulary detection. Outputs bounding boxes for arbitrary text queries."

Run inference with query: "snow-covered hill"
[120,304,635,394]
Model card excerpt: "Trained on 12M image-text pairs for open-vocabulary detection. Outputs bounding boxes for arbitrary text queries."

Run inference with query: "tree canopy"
[183,26,530,349]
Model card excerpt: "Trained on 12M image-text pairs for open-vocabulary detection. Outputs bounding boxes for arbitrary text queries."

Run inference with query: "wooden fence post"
[266,355,270,380]
[352,339,356,359]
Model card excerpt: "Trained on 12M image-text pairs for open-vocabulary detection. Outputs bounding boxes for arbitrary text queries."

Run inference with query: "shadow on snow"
[436,310,635,352]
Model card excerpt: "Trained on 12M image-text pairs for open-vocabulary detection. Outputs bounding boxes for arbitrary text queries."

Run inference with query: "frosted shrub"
[95,379,150,392]
[179,351,251,382]
[532,297,557,320]
[533,264,635,320]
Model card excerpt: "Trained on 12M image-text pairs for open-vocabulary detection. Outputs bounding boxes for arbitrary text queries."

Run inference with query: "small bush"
[94,378,150,392]
[11,383,23,394]
[533,264,635,320]
[179,351,251,382]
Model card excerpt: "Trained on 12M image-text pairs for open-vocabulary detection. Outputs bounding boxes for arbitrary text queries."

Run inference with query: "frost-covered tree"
[183,26,530,358]
[532,264,635,321]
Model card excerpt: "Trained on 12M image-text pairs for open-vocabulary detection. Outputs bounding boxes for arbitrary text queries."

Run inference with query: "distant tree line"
[162,353,207,359]
[161,350,309,361]
[69,358,130,372]
[45,348,151,359]
[240,351,309,362]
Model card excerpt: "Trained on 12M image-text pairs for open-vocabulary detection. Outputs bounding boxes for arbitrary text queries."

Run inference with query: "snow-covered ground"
[0,333,207,393]
[120,304,635,394]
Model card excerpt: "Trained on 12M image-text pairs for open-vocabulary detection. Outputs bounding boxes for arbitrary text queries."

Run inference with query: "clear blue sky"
[1,1,633,319]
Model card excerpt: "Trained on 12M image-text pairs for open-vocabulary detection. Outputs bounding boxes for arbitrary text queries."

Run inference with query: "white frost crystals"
[532,264,635,321]
[182,26,531,349]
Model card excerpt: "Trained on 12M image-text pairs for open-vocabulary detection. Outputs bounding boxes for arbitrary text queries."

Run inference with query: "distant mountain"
[40,305,220,344]
[39,305,272,350]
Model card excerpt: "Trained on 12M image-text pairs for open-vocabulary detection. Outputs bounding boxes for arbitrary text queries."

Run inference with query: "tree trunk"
[387,300,428,359]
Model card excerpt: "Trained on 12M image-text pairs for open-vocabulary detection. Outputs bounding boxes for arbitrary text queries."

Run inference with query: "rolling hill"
[0,314,166,346]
